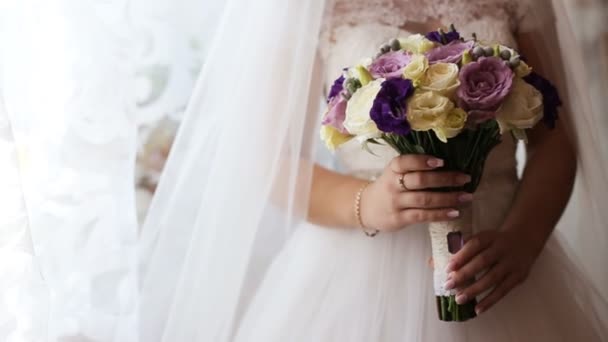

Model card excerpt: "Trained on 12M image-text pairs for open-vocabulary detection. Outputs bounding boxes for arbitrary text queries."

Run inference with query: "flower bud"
[500,49,511,60]
[472,46,484,59]
[509,56,521,68]
[389,38,401,51]
[483,46,494,57]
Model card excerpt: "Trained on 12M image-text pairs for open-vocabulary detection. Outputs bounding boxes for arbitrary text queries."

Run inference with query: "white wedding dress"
[232,1,608,341]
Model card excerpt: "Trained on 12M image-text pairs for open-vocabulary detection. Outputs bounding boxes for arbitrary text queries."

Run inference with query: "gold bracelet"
[355,181,379,237]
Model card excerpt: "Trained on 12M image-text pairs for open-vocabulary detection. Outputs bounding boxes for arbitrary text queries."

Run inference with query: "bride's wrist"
[502,222,552,257]
[353,180,379,235]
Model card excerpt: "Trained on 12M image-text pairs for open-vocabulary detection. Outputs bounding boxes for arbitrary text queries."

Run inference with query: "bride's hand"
[359,154,473,232]
[444,229,542,315]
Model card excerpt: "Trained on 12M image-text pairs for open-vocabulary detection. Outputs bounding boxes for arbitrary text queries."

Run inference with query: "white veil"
[138,0,608,340]
[138,0,328,340]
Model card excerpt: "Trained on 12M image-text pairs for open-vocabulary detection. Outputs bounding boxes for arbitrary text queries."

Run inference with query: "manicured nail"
[456,293,468,304]
[475,307,484,315]
[457,174,472,184]
[427,158,444,168]
[458,193,474,203]
[447,210,460,218]
[444,279,455,290]
[445,261,455,272]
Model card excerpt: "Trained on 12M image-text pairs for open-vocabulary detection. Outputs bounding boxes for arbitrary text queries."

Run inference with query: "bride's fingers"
[389,155,444,174]
[396,208,461,226]
[400,171,471,191]
[446,247,500,289]
[474,273,522,315]
[395,191,473,209]
[446,231,494,273]
[454,263,509,304]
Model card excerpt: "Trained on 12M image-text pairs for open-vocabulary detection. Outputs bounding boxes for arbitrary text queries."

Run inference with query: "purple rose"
[457,57,514,123]
[523,71,561,128]
[327,75,345,102]
[425,41,474,64]
[322,95,348,133]
[369,51,412,79]
[426,30,461,45]
[370,78,415,135]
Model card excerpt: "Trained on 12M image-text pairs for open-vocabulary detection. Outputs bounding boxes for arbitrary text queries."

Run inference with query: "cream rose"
[344,79,383,140]
[514,60,532,78]
[407,91,455,131]
[398,34,436,54]
[433,108,467,143]
[496,79,543,133]
[402,54,429,82]
[420,62,461,98]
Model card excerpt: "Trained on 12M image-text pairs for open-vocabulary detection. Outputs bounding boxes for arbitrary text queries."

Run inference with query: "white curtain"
[0,1,138,340]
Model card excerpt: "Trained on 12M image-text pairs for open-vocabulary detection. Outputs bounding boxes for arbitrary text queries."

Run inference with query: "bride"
[139,0,608,341]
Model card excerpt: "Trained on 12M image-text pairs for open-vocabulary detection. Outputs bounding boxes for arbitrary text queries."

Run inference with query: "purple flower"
[523,71,561,128]
[327,75,345,102]
[425,41,474,64]
[369,51,412,79]
[370,78,415,135]
[426,30,461,45]
[322,95,348,133]
[457,57,514,123]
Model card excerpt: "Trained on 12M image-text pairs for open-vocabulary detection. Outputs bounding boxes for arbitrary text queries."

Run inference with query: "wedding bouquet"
[320,26,561,322]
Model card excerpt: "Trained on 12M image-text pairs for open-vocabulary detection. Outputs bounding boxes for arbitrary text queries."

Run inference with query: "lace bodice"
[326,0,525,33]
[319,0,523,200]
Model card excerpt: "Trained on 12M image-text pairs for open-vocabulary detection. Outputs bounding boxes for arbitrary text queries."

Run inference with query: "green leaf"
[413,145,425,154]
[361,140,380,156]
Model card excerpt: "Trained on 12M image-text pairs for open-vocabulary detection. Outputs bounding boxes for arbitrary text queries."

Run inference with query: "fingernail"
[427,158,444,168]
[444,279,455,290]
[447,210,460,218]
[457,174,472,184]
[475,307,484,315]
[456,293,468,304]
[458,193,474,202]
[445,261,455,272]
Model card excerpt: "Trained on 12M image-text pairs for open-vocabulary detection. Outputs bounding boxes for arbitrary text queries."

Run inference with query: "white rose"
[402,54,429,82]
[398,34,436,54]
[496,79,543,133]
[420,63,461,98]
[344,79,383,140]
[407,91,455,131]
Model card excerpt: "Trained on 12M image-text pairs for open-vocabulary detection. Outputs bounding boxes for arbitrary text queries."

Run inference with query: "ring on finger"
[398,173,409,191]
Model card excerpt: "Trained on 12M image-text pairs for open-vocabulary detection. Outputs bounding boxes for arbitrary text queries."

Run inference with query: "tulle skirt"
[235,220,607,341]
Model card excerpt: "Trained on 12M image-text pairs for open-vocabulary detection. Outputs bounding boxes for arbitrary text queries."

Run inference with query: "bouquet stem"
[429,204,477,322]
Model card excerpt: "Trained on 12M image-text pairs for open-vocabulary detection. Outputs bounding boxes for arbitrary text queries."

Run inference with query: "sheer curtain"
[0,1,138,340]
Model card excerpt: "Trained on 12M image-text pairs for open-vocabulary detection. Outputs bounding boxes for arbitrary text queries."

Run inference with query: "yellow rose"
[320,125,353,151]
[496,79,543,133]
[433,108,467,143]
[344,79,383,140]
[515,60,532,78]
[402,54,429,82]
[407,91,455,131]
[354,65,373,86]
[398,34,436,54]
[420,63,460,98]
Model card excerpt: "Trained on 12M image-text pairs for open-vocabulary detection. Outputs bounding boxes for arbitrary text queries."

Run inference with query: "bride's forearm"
[307,164,368,228]
[501,122,576,254]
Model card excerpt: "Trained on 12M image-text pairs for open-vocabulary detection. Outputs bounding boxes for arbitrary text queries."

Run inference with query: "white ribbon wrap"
[429,204,473,296]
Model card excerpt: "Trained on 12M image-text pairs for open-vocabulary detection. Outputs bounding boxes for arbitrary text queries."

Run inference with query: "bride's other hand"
[359,155,472,232]
[444,229,542,315]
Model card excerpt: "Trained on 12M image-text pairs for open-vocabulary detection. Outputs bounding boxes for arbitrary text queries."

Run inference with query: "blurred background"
[0,0,606,341]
